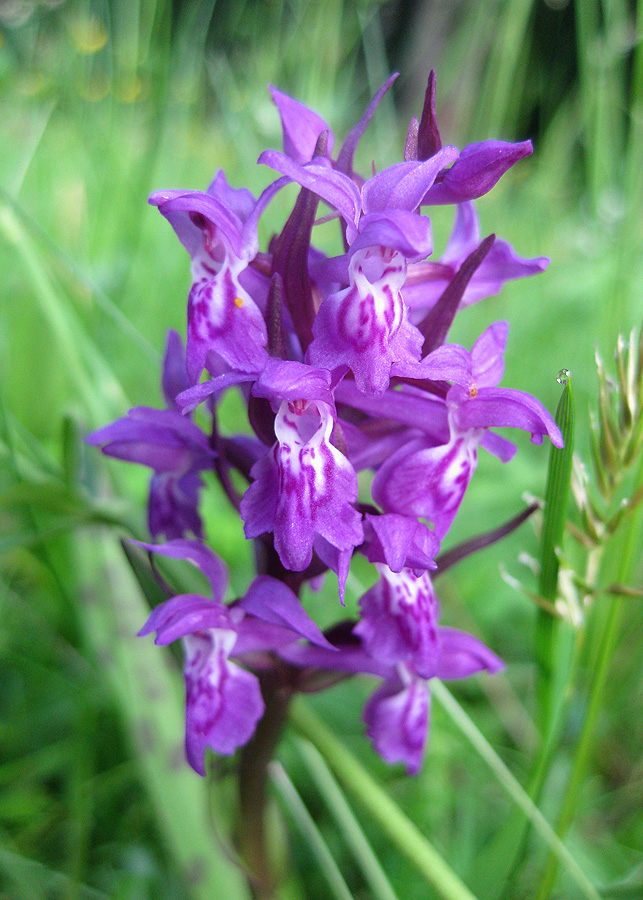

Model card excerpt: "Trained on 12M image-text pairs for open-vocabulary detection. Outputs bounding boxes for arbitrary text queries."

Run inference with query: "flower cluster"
[89,72,562,775]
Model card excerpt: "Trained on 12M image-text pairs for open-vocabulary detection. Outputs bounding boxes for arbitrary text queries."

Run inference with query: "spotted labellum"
[90,71,561,777]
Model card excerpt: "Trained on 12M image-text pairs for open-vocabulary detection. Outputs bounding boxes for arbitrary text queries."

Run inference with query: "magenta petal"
[139,593,231,644]
[148,471,203,540]
[184,634,264,773]
[186,268,268,382]
[239,575,335,649]
[423,140,533,205]
[87,407,213,473]
[206,169,256,220]
[452,386,563,447]
[278,641,389,677]
[363,677,430,775]
[176,371,256,415]
[471,322,508,387]
[351,210,433,260]
[354,567,440,677]
[240,449,280,541]
[436,627,505,679]
[371,435,477,539]
[257,151,360,230]
[151,190,246,259]
[269,86,334,163]
[419,343,474,386]
[252,358,334,411]
[365,514,439,572]
[362,148,459,213]
[162,330,189,409]
[130,538,229,602]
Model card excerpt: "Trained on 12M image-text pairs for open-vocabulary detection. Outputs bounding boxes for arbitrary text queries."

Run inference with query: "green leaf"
[536,372,575,733]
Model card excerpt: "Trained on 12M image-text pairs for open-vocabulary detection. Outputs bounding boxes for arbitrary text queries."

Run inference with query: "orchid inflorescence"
[89,71,562,776]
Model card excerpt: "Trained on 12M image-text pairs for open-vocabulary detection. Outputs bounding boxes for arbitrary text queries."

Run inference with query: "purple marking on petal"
[307,247,423,395]
[186,267,268,383]
[184,633,264,773]
[371,433,478,539]
[241,399,362,573]
[355,567,441,677]
[363,676,430,775]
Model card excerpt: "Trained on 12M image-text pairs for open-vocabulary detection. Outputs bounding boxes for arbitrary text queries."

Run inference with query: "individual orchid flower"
[270,73,398,177]
[240,359,363,577]
[280,565,503,773]
[150,171,286,384]
[372,322,562,538]
[87,331,215,540]
[258,149,458,394]
[137,539,335,774]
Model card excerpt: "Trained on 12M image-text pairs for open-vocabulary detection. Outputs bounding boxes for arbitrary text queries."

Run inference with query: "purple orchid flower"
[150,171,287,384]
[87,331,215,540]
[280,565,503,773]
[137,538,334,774]
[258,149,459,395]
[240,359,363,575]
[372,323,562,538]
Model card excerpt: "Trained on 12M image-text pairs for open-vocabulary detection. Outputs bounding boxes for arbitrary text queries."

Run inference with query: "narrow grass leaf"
[294,737,401,900]
[290,699,480,900]
[269,760,356,900]
[431,680,601,900]
[536,372,575,732]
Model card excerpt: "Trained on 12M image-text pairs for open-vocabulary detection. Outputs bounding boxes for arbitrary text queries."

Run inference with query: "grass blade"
[294,737,401,900]
[536,372,575,732]
[290,698,480,900]
[269,760,356,900]
[431,680,600,900]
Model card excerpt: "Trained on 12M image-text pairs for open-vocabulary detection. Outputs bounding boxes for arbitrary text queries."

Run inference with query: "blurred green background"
[1,1,642,898]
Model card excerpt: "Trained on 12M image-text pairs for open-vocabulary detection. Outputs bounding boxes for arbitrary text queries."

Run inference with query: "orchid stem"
[239,669,292,898]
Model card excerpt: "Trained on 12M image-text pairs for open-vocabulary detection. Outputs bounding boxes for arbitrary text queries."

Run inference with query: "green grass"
[1,1,642,898]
